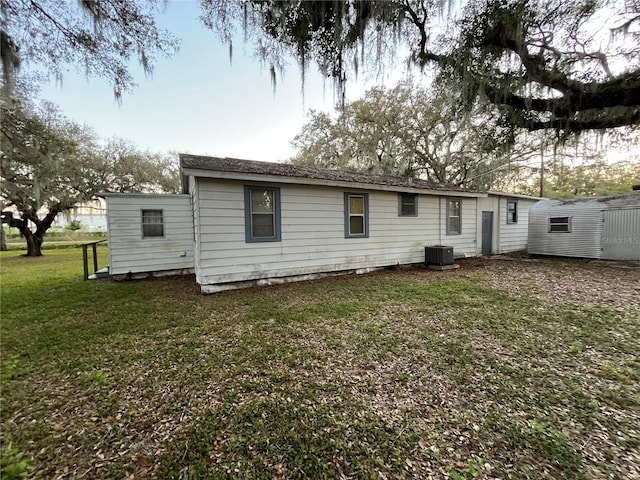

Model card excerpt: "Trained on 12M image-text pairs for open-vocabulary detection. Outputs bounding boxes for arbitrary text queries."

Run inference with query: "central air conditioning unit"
[425,245,454,266]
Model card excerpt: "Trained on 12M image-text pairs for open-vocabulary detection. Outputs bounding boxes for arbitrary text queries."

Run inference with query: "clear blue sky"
[37,1,402,162]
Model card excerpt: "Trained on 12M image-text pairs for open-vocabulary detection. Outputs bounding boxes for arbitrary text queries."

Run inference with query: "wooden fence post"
[92,243,98,273]
[82,245,89,281]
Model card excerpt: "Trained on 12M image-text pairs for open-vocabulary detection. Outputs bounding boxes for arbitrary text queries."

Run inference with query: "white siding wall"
[189,176,202,283]
[498,198,537,253]
[195,179,479,286]
[106,195,194,275]
[436,196,478,255]
[528,196,640,259]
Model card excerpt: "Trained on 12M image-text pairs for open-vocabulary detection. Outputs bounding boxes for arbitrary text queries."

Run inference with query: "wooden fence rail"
[81,239,107,281]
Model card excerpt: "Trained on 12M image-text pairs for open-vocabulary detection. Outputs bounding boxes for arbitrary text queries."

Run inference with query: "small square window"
[399,193,418,216]
[507,200,518,224]
[142,209,163,237]
[549,216,571,233]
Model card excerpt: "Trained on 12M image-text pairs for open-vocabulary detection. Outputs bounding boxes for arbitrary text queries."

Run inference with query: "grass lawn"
[1,249,639,479]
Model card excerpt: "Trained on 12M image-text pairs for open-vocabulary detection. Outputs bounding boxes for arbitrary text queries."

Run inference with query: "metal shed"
[528,194,640,260]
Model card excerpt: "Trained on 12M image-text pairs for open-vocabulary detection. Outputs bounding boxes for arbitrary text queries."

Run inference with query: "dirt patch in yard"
[374,257,640,313]
[480,257,640,312]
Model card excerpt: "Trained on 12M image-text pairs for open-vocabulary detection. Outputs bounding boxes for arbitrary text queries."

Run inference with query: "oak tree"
[202,0,640,134]
[290,83,519,189]
[1,99,98,255]
[94,138,180,194]
[0,98,180,256]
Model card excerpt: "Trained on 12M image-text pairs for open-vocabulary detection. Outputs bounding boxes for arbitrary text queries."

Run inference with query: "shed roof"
[531,194,640,212]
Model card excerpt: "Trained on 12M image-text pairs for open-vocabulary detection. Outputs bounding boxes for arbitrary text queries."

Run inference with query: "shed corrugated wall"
[602,208,640,260]
[528,206,603,258]
[528,195,640,260]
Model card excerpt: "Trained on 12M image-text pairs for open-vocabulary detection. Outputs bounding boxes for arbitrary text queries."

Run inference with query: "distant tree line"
[289,82,640,197]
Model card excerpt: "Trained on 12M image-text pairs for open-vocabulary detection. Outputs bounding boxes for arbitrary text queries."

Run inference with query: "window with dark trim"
[344,193,369,238]
[446,199,461,235]
[549,216,571,233]
[244,186,281,242]
[398,193,418,216]
[141,209,164,238]
[507,200,518,224]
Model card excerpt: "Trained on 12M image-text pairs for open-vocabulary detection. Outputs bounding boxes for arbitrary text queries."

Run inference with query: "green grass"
[1,250,639,479]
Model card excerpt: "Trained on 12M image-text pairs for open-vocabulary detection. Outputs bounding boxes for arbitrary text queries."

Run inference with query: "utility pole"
[540,148,545,198]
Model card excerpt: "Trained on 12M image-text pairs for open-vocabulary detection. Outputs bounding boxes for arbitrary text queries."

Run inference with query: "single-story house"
[528,194,640,260]
[103,155,541,293]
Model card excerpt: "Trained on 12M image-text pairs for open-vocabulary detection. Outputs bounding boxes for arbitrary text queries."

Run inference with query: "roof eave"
[99,192,190,198]
[486,191,546,201]
[182,167,487,198]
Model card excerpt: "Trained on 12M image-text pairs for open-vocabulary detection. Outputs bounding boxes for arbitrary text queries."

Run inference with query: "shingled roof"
[180,154,473,193]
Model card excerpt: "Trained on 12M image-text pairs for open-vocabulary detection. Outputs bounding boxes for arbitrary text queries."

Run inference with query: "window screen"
[142,209,164,237]
[344,193,369,238]
[549,217,571,233]
[244,186,281,242]
[447,199,461,235]
[507,200,518,224]
[399,193,417,216]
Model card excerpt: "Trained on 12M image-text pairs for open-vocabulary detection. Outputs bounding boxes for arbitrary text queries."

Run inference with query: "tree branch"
[1,211,24,229]
[487,27,584,95]
[400,1,442,66]
[527,109,640,132]
[482,71,640,121]
[29,0,91,50]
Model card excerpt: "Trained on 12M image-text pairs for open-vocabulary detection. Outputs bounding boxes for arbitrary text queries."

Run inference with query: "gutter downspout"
[439,197,443,245]
[497,196,501,254]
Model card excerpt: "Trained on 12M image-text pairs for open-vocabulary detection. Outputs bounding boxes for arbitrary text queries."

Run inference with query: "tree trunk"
[1,211,45,256]
[23,229,43,256]
[0,226,6,251]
